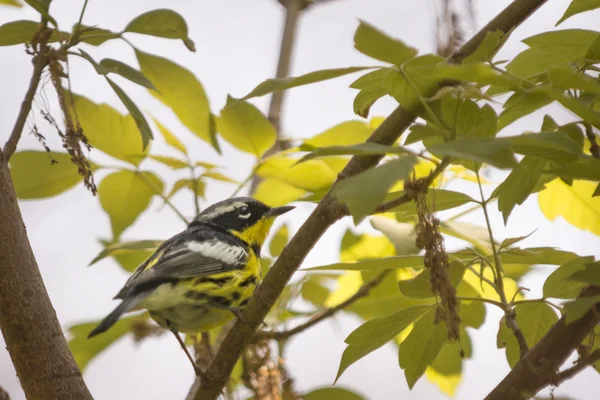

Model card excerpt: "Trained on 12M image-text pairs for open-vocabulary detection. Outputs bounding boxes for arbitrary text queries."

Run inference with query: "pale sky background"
[1,0,600,399]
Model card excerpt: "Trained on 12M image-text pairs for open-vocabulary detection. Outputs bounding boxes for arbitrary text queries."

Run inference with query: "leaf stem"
[456,296,505,310]
[512,298,562,311]
[137,170,189,224]
[188,162,201,215]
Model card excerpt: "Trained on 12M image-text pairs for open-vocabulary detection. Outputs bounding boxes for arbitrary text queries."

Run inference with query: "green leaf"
[136,51,214,149]
[99,59,156,90]
[499,90,553,131]
[125,8,195,51]
[586,34,600,61]
[299,143,408,162]
[399,307,448,388]
[404,123,444,145]
[398,261,465,298]
[464,29,509,63]
[67,93,148,165]
[500,247,580,266]
[217,97,276,157]
[549,65,600,94]
[304,121,373,147]
[201,171,237,184]
[563,295,600,324]
[440,97,498,139]
[504,132,584,162]
[90,239,162,266]
[500,232,537,250]
[385,189,477,216]
[0,0,23,7]
[300,276,331,308]
[547,158,600,181]
[543,256,596,299]
[354,20,417,66]
[307,256,424,272]
[24,0,57,27]
[9,151,98,199]
[98,170,164,238]
[241,67,374,100]
[545,87,600,130]
[569,261,600,285]
[77,26,120,46]
[304,387,366,400]
[150,155,188,169]
[333,155,418,223]
[335,305,431,382]
[105,77,153,149]
[68,313,148,371]
[153,118,187,155]
[496,156,546,223]
[166,178,205,200]
[427,138,517,169]
[460,297,486,329]
[353,88,387,118]
[0,20,67,46]
[269,224,288,257]
[557,0,600,25]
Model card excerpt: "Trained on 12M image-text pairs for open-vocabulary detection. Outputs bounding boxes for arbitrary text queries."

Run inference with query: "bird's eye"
[237,205,250,217]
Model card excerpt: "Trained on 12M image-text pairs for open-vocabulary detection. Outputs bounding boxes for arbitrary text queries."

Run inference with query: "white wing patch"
[187,240,247,265]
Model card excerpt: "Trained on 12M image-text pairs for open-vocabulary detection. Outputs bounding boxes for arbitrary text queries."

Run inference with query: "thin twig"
[584,123,600,158]
[554,350,600,385]
[512,298,562,312]
[467,264,498,292]
[256,270,391,341]
[137,170,189,224]
[456,296,505,310]
[2,30,51,160]
[189,165,201,215]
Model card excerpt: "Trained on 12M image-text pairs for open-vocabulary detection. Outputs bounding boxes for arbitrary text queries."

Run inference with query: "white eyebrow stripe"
[187,240,248,265]
[197,201,248,220]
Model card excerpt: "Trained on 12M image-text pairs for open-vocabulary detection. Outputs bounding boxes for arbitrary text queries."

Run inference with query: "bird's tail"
[88,293,147,338]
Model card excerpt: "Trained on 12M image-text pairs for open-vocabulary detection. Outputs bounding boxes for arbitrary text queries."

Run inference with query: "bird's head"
[190,197,294,251]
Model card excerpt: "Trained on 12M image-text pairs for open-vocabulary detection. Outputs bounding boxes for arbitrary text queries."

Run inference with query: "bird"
[88,197,294,375]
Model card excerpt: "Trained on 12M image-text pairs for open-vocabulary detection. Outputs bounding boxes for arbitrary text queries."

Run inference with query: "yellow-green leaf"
[354,20,417,66]
[98,170,164,238]
[257,155,337,192]
[150,155,188,169]
[99,59,156,90]
[9,151,98,199]
[153,118,187,155]
[125,9,195,51]
[269,224,288,257]
[0,20,67,46]
[77,26,120,46]
[67,94,148,165]
[464,29,509,63]
[543,256,595,299]
[539,179,600,236]
[166,178,205,200]
[398,261,465,298]
[68,314,148,371]
[303,121,373,147]
[0,0,23,7]
[217,97,276,157]
[253,177,305,207]
[136,51,214,148]
[563,294,600,324]
[202,171,238,184]
[557,0,600,25]
[299,142,408,163]
[304,387,366,400]
[94,239,161,272]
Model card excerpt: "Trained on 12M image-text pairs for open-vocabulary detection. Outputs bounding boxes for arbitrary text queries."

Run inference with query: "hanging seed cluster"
[409,178,461,341]
[48,52,97,195]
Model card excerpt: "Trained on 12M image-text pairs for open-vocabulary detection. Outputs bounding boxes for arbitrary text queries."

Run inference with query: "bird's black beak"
[266,205,295,217]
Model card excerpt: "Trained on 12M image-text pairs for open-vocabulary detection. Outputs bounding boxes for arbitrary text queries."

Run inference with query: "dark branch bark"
[485,292,600,400]
[195,1,548,398]
[554,349,600,385]
[256,270,390,341]
[0,27,92,400]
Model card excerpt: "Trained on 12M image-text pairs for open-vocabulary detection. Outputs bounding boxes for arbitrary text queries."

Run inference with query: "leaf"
[335,305,431,382]
[0,0,23,7]
[385,189,477,216]
[303,387,366,400]
[105,77,153,149]
[496,156,546,223]
[98,170,164,238]
[500,231,537,250]
[68,313,148,370]
[524,29,598,61]
[398,261,465,298]
[166,178,205,200]
[464,29,509,63]
[67,93,148,165]
[99,59,156,90]
[242,67,374,100]
[353,88,387,118]
[269,224,288,257]
[369,217,419,256]
[299,143,408,162]
[153,118,187,155]
[398,307,448,388]
[77,26,120,46]
[253,178,305,207]
[427,138,517,169]
[136,51,214,149]
[202,171,237,184]
[125,8,195,51]
[440,97,498,139]
[498,90,553,130]
[586,34,600,61]
[217,97,276,157]
[9,151,98,199]
[303,121,373,147]
[504,132,584,162]
[150,155,188,169]
[543,256,596,299]
[557,0,600,25]
[257,156,337,192]
[563,295,600,324]
[549,65,600,94]
[24,0,57,27]
[90,239,162,266]
[539,179,600,236]
[426,330,472,397]
[0,20,67,46]
[300,277,331,308]
[499,247,580,266]
[306,256,424,272]
[334,156,418,223]
[354,20,417,66]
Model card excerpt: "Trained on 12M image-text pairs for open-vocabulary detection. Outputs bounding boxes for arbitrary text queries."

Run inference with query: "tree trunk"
[0,157,92,400]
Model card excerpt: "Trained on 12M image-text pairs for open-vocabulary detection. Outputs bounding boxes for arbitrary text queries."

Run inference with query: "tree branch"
[485,287,600,400]
[194,1,548,398]
[2,29,51,160]
[554,349,600,386]
[256,270,390,341]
